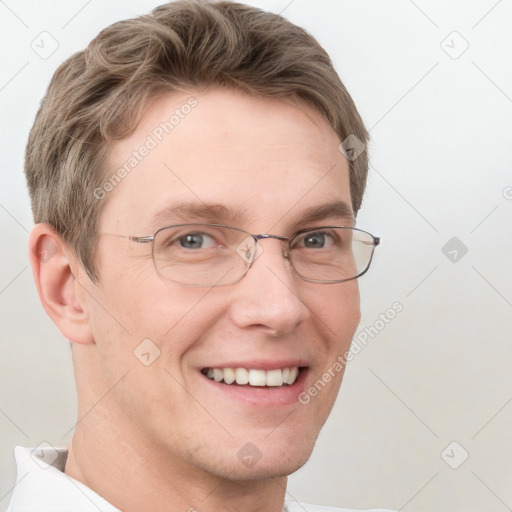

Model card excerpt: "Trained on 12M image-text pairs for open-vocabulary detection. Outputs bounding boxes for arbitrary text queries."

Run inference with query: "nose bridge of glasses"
[254,233,290,256]
[245,233,291,262]
[254,233,289,242]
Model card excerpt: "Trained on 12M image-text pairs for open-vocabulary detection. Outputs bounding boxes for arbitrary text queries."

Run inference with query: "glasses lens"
[152,224,251,286]
[151,224,377,286]
[289,227,377,283]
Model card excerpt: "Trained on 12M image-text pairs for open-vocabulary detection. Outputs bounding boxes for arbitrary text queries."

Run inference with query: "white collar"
[7,445,120,511]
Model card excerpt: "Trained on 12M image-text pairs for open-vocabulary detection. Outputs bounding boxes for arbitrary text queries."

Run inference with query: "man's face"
[81,88,360,479]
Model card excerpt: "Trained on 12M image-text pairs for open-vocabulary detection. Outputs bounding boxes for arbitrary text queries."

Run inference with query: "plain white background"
[1,1,511,511]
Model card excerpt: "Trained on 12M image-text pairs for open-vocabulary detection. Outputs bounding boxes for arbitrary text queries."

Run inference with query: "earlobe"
[28,224,95,345]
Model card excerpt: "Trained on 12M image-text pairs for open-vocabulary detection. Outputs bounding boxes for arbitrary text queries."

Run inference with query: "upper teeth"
[205,367,299,387]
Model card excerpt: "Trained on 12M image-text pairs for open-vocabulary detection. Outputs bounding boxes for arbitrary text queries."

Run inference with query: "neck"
[65,406,288,512]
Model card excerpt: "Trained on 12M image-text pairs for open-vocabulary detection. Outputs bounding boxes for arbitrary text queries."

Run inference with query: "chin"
[234,451,313,481]
[189,431,319,482]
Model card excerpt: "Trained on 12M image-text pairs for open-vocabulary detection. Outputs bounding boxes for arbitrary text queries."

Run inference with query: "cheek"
[339,282,361,335]
[99,281,229,376]
[306,280,361,346]
[305,283,360,417]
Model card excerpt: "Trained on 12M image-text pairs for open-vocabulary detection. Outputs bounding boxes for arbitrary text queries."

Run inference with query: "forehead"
[102,88,351,232]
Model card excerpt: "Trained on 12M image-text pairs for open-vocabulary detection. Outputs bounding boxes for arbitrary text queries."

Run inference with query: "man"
[8,1,387,511]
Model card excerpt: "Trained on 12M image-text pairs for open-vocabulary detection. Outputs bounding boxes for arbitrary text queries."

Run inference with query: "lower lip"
[201,369,309,407]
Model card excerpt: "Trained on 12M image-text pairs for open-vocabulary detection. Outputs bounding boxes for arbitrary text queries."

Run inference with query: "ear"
[28,223,95,345]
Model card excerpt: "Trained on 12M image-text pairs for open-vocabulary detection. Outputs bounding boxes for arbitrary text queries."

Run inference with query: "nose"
[228,239,309,336]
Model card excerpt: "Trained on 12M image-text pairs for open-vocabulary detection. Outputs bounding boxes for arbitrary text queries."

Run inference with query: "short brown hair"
[25,0,369,283]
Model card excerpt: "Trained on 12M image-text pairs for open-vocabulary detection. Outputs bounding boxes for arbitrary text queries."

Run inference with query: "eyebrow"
[148,199,354,232]
[294,201,355,227]
[149,202,249,229]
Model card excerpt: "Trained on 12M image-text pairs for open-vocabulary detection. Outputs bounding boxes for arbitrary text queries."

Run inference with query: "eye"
[299,231,333,249]
[178,232,217,249]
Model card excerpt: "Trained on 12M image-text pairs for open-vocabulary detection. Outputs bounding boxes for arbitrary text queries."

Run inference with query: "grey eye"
[302,232,327,248]
[178,233,216,249]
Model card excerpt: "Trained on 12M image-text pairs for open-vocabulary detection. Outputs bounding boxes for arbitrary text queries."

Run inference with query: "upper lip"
[201,359,308,371]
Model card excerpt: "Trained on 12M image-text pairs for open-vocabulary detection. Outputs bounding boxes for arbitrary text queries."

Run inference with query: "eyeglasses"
[103,224,380,287]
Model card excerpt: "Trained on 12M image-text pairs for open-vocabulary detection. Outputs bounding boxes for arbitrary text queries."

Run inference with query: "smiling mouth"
[201,367,302,387]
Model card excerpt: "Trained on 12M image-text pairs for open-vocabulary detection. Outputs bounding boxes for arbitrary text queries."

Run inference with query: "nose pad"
[235,235,263,265]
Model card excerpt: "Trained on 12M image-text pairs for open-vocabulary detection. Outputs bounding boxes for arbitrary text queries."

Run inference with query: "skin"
[29,88,361,512]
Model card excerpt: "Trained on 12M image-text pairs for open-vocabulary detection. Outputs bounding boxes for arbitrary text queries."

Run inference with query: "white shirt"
[7,446,395,512]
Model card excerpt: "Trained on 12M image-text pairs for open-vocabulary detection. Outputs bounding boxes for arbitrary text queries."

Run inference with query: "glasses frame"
[103,223,380,286]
